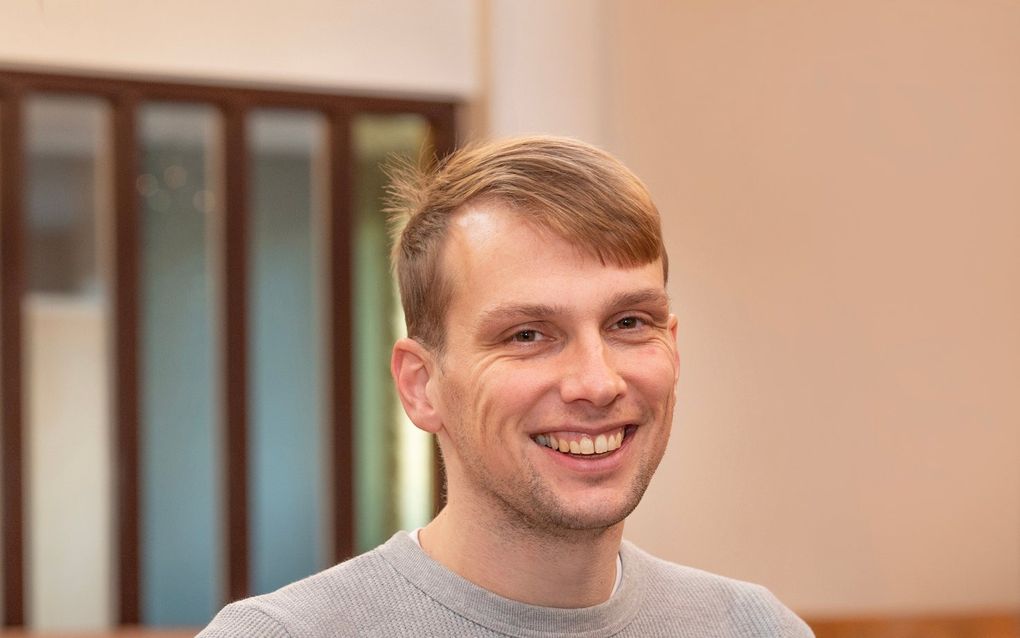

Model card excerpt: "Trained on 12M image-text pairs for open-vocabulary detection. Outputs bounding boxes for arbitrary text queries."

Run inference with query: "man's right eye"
[511,329,539,343]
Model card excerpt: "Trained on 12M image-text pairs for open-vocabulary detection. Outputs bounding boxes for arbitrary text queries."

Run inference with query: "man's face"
[428,203,679,533]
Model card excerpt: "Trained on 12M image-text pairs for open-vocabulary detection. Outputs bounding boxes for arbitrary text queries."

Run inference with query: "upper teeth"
[533,429,625,455]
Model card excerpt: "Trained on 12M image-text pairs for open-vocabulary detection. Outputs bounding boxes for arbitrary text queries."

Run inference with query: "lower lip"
[535,428,636,473]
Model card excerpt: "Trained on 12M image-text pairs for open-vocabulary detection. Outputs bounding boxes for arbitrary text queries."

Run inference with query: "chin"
[520,491,644,534]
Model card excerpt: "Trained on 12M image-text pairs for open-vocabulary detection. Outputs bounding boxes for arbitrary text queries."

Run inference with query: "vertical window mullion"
[112,91,141,626]
[328,108,355,563]
[0,85,27,629]
[221,101,250,604]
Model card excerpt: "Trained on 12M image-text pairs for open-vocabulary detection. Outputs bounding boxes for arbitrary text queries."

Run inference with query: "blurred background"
[0,1,1017,636]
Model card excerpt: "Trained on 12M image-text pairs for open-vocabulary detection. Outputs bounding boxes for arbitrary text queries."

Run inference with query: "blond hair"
[388,135,667,350]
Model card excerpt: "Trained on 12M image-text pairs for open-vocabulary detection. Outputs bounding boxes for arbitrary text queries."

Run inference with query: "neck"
[419,498,623,608]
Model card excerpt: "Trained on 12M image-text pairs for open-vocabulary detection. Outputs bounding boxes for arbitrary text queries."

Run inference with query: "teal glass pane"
[138,103,221,626]
[352,114,435,553]
[249,109,327,594]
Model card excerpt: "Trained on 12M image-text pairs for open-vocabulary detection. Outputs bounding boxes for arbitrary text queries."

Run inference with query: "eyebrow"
[605,288,671,312]
[476,302,564,329]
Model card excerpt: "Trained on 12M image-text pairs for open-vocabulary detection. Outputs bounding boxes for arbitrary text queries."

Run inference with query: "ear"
[391,337,443,434]
[667,313,680,381]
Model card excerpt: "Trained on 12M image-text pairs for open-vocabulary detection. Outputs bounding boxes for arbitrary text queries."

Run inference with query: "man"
[200,136,813,637]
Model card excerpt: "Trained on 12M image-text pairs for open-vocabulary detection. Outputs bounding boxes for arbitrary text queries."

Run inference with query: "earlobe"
[391,338,443,434]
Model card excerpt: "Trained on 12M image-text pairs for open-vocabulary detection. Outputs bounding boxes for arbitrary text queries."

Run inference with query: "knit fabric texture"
[198,532,814,637]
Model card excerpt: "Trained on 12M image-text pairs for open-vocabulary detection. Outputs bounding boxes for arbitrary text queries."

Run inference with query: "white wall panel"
[0,0,478,97]
[27,297,112,630]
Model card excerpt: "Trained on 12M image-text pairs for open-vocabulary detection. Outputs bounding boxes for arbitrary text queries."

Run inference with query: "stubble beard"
[449,416,670,543]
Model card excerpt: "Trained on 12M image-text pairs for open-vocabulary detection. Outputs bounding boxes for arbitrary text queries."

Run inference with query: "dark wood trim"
[807,612,1020,638]
[0,68,456,121]
[0,86,26,628]
[430,439,446,519]
[428,105,459,158]
[328,109,355,562]
[221,103,250,603]
[112,92,142,624]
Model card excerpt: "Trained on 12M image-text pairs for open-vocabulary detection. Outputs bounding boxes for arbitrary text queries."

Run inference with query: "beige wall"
[485,0,608,145]
[604,0,1020,616]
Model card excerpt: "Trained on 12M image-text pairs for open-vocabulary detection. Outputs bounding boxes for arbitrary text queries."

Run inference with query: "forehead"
[442,203,591,285]
[438,203,666,325]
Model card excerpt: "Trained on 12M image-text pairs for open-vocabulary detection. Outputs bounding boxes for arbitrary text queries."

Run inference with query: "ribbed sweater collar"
[377,531,646,637]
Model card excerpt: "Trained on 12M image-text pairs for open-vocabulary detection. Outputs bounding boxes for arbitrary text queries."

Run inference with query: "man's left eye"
[615,316,644,329]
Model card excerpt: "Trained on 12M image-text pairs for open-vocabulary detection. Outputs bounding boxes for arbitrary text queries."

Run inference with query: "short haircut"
[387,135,667,351]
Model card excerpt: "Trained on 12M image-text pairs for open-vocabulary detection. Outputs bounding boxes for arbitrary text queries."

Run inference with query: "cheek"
[633,374,677,407]
[472,366,552,421]
[624,347,679,399]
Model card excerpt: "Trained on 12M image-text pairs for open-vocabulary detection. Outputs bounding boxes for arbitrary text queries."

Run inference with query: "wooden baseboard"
[0,630,194,638]
[806,613,1020,638]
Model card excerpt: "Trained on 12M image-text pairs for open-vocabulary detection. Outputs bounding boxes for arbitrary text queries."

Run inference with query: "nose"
[559,335,626,407]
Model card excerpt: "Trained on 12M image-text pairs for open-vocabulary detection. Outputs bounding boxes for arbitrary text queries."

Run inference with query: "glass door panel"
[23,94,113,631]
[138,102,222,626]
[248,109,329,594]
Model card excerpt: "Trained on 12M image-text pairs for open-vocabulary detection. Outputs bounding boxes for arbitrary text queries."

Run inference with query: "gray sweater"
[199,532,814,637]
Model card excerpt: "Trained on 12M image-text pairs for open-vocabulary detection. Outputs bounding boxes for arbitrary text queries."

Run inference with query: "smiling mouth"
[531,426,635,457]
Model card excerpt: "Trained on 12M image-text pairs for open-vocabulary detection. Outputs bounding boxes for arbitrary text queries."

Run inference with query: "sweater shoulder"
[621,542,815,637]
[198,547,403,638]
